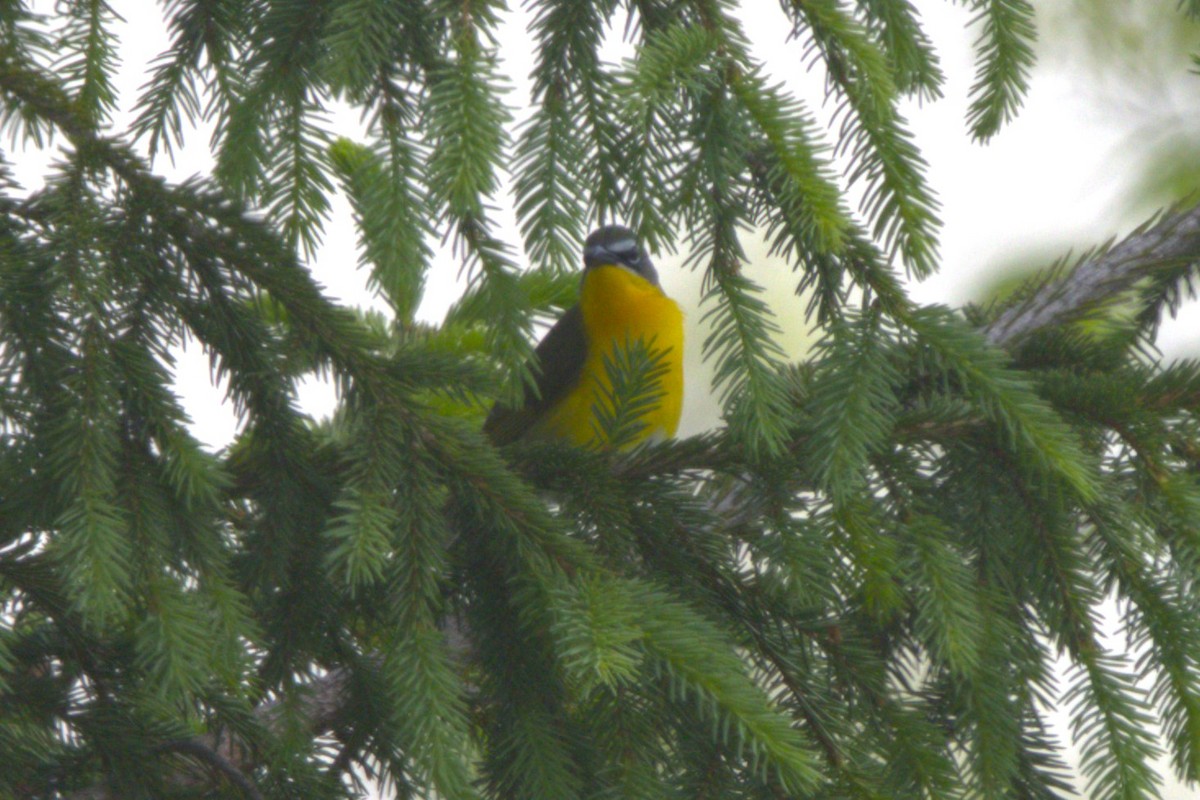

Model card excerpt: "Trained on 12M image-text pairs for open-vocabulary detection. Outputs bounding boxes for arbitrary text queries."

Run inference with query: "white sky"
[9,2,1200,796]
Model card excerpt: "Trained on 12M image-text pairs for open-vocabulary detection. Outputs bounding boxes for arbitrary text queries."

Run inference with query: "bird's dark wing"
[484,304,588,445]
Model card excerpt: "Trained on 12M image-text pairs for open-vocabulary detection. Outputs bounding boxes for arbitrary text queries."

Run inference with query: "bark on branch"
[983,201,1200,347]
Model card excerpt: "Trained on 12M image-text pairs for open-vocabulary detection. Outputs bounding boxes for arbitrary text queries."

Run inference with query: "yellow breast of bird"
[537,265,683,447]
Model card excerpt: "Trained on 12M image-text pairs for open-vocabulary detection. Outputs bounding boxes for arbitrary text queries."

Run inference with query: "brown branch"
[153,740,266,800]
[55,612,480,800]
[984,201,1200,347]
[61,669,352,800]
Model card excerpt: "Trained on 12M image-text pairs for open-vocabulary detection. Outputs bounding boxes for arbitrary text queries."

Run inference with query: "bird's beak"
[583,243,617,269]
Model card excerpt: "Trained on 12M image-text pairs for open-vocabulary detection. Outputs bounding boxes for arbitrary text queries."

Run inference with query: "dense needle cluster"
[1,1,1200,799]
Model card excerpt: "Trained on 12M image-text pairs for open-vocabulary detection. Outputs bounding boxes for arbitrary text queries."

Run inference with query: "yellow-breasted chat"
[485,225,684,447]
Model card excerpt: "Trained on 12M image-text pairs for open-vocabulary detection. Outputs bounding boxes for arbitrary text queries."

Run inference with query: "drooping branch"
[984,201,1200,347]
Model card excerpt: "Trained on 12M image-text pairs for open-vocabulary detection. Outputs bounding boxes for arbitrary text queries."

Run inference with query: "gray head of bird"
[582,225,659,286]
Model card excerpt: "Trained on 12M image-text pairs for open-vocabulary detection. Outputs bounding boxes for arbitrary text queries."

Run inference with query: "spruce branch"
[983,200,1200,347]
[328,136,432,322]
[130,0,245,157]
[783,0,942,277]
[857,0,944,99]
[589,337,672,450]
[964,0,1037,141]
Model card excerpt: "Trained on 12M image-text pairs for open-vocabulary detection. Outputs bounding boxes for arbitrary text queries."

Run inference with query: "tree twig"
[60,669,352,800]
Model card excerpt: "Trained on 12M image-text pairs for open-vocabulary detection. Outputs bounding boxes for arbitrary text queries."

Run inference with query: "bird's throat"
[580,264,674,342]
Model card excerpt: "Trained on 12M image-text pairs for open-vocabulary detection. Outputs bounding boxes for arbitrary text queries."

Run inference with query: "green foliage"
[2,2,1200,800]
[59,0,120,127]
[590,337,672,449]
[806,309,901,503]
[782,0,942,276]
[512,0,606,272]
[964,0,1038,141]
[131,0,245,157]
[329,137,431,322]
[858,0,945,98]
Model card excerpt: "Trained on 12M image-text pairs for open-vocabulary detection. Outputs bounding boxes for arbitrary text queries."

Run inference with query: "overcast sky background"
[10,2,1200,796]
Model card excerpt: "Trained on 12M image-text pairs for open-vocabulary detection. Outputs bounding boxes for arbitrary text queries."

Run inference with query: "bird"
[484,224,684,448]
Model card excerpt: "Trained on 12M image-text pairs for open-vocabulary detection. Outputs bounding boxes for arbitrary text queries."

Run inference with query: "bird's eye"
[611,239,640,262]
